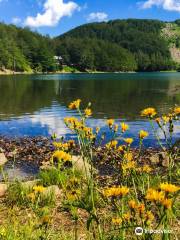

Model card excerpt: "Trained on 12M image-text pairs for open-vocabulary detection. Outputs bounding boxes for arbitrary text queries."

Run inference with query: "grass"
[0,101,179,239]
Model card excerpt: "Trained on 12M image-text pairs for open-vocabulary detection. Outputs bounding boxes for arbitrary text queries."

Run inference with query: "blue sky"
[0,0,180,36]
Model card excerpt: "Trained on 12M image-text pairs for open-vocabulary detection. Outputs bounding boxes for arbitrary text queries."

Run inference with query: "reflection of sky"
[0,102,179,147]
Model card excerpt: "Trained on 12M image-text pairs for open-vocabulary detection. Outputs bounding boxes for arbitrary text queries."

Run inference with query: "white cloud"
[12,17,21,25]
[24,0,80,27]
[87,12,108,22]
[139,0,180,12]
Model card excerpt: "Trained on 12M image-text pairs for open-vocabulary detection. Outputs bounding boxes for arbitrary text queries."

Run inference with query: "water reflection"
[0,73,179,145]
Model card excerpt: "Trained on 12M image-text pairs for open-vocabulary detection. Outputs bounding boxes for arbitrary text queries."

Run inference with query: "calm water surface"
[0,73,180,146]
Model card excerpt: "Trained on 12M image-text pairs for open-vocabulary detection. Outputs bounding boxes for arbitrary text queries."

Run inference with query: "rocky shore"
[0,136,178,180]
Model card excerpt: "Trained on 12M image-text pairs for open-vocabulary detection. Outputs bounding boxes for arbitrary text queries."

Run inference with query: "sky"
[0,0,180,36]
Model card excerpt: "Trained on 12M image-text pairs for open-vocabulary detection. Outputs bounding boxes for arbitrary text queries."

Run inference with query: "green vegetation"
[55,19,176,72]
[1,19,180,73]
[0,23,56,72]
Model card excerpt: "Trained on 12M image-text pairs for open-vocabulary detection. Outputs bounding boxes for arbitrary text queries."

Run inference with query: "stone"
[44,185,62,197]
[160,152,170,167]
[0,153,7,166]
[149,152,170,167]
[150,154,160,164]
[0,183,7,197]
[22,179,41,188]
[71,155,97,177]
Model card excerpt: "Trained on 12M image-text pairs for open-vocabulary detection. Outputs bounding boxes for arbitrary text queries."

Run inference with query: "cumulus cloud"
[24,0,80,27]
[87,12,108,22]
[139,0,180,12]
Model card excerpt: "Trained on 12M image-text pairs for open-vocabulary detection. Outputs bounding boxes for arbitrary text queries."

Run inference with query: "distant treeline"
[0,23,55,72]
[54,19,175,72]
[0,19,179,72]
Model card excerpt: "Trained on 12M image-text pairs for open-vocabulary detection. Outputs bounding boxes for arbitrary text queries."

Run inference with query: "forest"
[0,19,179,72]
[0,23,55,72]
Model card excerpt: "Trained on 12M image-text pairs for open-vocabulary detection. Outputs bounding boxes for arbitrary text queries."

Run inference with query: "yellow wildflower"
[124,152,133,161]
[53,150,71,162]
[122,161,136,171]
[106,140,118,149]
[64,117,82,130]
[137,203,145,214]
[68,99,81,109]
[124,138,133,145]
[139,130,149,139]
[53,142,62,148]
[27,192,36,202]
[68,140,75,148]
[121,122,129,133]
[84,108,92,117]
[160,183,179,193]
[142,165,152,173]
[162,116,169,124]
[174,106,180,115]
[83,127,94,139]
[146,211,154,223]
[123,212,131,221]
[117,145,126,153]
[0,227,6,237]
[145,188,165,202]
[155,117,161,125]
[107,119,114,128]
[40,215,51,224]
[53,142,69,150]
[112,218,122,225]
[104,186,129,198]
[141,107,157,118]
[67,189,81,201]
[128,200,137,209]
[161,198,172,209]
[33,185,46,194]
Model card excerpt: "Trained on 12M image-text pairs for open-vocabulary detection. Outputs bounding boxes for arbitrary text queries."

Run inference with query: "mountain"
[54,19,179,72]
[0,19,180,73]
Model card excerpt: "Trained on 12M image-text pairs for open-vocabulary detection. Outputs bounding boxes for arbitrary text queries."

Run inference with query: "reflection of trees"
[0,75,56,118]
[0,74,179,120]
[55,75,180,119]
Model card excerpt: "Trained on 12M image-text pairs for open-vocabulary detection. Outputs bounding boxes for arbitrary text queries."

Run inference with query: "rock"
[0,148,5,153]
[71,155,97,177]
[149,152,170,167]
[160,152,170,167]
[22,179,41,188]
[44,185,62,197]
[150,154,160,164]
[0,183,7,197]
[0,153,7,166]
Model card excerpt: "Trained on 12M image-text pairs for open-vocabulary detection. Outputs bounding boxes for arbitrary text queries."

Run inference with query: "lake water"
[0,72,180,146]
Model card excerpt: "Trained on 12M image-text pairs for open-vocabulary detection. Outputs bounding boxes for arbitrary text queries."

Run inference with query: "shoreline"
[0,135,170,168]
[0,70,178,76]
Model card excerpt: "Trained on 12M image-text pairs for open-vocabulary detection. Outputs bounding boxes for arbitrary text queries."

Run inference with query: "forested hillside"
[0,19,180,73]
[0,23,56,72]
[55,19,176,72]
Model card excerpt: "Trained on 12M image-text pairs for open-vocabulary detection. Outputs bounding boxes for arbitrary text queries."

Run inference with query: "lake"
[0,72,180,147]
